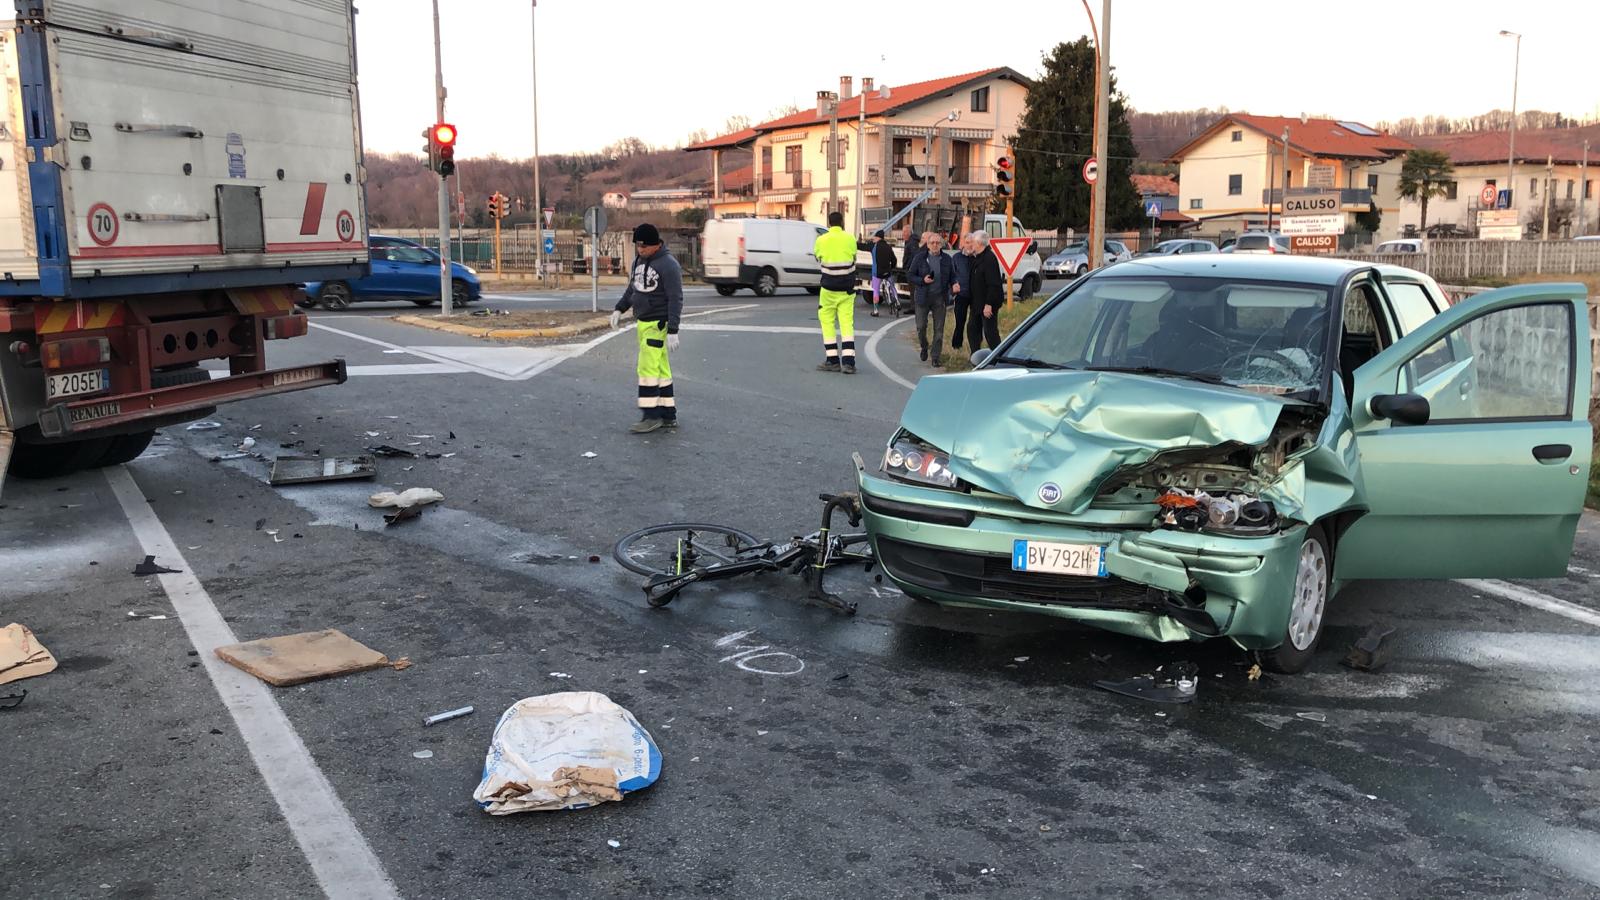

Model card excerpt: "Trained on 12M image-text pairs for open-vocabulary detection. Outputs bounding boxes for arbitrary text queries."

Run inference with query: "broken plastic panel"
[269,455,378,486]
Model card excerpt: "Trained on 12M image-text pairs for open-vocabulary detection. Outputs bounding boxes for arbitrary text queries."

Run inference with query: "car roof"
[1101,253,1368,285]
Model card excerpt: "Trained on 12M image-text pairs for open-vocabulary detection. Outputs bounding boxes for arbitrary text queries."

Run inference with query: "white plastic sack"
[473,691,661,815]
[368,487,444,509]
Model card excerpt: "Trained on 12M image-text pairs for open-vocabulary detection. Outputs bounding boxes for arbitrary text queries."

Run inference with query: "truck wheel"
[8,437,114,479]
[94,431,157,467]
[1263,525,1332,674]
[320,282,353,311]
[452,280,473,306]
[753,271,778,297]
[1020,274,1039,299]
[715,285,738,297]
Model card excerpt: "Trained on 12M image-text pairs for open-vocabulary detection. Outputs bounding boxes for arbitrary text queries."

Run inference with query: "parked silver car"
[1138,239,1219,256]
[1226,232,1291,255]
[1042,239,1132,278]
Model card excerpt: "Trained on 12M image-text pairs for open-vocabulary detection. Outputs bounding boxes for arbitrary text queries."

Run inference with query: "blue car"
[303,235,481,310]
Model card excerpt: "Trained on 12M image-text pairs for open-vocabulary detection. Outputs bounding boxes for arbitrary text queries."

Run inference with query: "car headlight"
[465,266,478,275]
[1155,489,1278,534]
[882,435,961,490]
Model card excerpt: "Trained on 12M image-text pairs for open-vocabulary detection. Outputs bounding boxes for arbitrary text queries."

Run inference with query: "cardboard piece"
[0,623,59,685]
[215,629,392,687]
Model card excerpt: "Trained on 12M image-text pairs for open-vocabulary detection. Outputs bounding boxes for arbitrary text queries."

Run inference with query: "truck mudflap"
[36,360,347,438]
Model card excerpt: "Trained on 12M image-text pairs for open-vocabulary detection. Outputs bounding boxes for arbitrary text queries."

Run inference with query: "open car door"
[1336,283,1592,580]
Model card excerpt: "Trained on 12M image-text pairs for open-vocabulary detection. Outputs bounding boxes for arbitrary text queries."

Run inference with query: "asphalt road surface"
[5,285,1600,899]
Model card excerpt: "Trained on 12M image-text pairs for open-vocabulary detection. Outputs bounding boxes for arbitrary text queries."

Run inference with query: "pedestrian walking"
[950,233,974,350]
[868,230,897,318]
[908,233,954,366]
[813,211,858,374]
[966,229,1003,354]
[610,223,682,433]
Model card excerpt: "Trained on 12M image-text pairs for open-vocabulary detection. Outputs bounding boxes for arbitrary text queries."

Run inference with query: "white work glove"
[667,333,680,352]
[609,310,622,330]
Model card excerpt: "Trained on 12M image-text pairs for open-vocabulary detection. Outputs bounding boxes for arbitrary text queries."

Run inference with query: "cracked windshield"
[1003,276,1331,394]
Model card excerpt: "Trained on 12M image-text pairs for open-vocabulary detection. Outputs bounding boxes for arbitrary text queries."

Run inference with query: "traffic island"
[391,310,611,341]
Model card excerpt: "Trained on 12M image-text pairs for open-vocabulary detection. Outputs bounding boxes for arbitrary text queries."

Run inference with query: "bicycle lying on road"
[612,493,873,614]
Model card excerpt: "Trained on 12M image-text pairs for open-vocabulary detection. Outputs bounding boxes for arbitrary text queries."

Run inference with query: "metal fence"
[1338,239,1600,281]
[390,226,703,278]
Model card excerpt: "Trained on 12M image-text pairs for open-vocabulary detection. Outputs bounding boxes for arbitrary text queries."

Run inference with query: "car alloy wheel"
[452,280,471,306]
[1287,537,1328,652]
[754,272,777,297]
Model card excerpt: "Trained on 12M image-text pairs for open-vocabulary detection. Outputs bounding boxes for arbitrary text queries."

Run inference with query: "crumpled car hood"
[899,369,1294,513]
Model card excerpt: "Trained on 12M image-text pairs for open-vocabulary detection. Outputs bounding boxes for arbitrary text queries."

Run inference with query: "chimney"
[816,90,836,116]
[861,77,874,96]
[839,76,853,102]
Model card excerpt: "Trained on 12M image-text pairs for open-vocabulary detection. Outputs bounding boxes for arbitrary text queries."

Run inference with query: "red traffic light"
[995,155,1012,171]
[433,123,457,146]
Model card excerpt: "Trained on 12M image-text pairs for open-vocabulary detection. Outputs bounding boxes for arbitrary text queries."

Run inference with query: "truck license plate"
[1012,540,1106,577]
[46,368,110,400]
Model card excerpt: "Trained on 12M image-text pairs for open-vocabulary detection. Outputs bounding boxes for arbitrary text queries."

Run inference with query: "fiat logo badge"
[1037,483,1063,505]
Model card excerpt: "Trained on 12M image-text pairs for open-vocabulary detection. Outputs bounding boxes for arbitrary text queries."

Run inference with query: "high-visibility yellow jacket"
[813,226,858,291]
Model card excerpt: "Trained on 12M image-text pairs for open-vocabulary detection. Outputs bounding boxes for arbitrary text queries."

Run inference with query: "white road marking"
[207,364,465,379]
[1459,578,1600,629]
[680,324,873,335]
[863,315,917,390]
[104,466,399,900]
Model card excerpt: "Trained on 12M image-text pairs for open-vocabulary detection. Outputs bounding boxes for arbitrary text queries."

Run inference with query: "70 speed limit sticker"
[87,203,119,246]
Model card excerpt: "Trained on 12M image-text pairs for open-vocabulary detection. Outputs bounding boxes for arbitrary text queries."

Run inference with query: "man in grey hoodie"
[610,223,683,433]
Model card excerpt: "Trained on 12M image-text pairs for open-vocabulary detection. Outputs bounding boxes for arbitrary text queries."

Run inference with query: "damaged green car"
[859,256,1591,671]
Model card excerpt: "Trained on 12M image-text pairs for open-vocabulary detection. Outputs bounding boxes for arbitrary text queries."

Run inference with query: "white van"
[703,218,829,297]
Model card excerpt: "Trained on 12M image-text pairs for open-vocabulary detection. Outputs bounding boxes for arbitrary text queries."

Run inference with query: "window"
[386,245,433,264]
[783,203,803,220]
[1444,181,1458,200]
[1383,281,1443,335]
[1189,198,1203,210]
[1567,179,1576,200]
[784,145,803,173]
[1227,174,1242,195]
[1368,173,1380,193]
[1231,130,1243,142]
[818,135,849,169]
[1587,180,1594,200]
[1402,303,1573,422]
[1529,178,1538,198]
[970,87,990,112]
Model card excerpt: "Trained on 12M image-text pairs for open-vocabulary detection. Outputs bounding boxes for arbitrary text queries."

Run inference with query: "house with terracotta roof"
[1400,124,1598,238]
[687,68,1031,229]
[1166,114,1412,243]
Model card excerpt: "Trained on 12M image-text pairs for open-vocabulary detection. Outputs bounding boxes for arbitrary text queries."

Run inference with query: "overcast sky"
[355,0,1598,158]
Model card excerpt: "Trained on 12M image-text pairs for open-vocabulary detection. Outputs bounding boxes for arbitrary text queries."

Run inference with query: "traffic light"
[487,192,510,219]
[433,122,456,177]
[993,155,1014,197]
[422,127,437,170]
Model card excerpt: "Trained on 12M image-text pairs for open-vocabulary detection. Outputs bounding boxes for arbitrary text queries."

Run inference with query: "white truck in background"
[0,0,367,486]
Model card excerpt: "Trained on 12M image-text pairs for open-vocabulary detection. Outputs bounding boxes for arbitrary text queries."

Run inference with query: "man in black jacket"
[966,230,1003,353]
[610,224,683,433]
[867,230,898,318]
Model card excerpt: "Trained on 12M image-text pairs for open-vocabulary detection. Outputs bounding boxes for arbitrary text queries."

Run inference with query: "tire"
[715,284,738,297]
[1075,265,1089,277]
[753,271,778,297]
[804,286,821,295]
[612,523,762,577]
[411,298,435,307]
[452,280,472,306]
[1263,525,1332,674]
[8,437,114,479]
[94,430,156,467]
[1020,274,1039,300]
[319,282,353,311]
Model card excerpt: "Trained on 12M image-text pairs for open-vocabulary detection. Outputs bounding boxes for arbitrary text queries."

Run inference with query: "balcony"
[760,170,812,192]
[866,164,994,186]
[1262,188,1374,206]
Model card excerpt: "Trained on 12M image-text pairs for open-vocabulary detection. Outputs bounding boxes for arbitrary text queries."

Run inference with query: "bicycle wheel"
[612,523,763,577]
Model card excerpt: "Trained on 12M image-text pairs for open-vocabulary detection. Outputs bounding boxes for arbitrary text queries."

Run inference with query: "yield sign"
[990,237,1031,276]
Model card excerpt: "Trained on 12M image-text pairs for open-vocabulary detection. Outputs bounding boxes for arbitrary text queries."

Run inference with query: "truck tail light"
[42,336,110,369]
[264,313,309,340]
[737,236,745,265]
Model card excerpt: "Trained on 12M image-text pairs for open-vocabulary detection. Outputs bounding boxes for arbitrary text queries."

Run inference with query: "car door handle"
[1532,444,1572,463]
[1459,380,1471,397]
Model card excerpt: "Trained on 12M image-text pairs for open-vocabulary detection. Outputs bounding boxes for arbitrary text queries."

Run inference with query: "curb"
[391,314,610,340]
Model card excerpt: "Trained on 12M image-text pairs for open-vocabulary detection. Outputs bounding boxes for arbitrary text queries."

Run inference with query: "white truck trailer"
[0,0,367,483]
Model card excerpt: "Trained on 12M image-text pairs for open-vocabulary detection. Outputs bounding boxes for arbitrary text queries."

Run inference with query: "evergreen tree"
[1012,39,1142,232]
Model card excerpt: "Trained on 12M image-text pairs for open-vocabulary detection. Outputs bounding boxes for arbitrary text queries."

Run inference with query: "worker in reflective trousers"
[813,211,858,374]
[610,223,683,434]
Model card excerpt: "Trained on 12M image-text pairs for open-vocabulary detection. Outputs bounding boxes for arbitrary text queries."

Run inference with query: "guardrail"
[1338,239,1600,280]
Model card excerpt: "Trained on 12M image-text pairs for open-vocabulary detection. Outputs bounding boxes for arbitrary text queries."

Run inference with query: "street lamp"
[1499,29,1521,212]
[531,0,545,281]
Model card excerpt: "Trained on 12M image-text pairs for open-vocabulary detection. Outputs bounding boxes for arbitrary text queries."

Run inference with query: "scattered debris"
[581,451,597,459]
[413,749,434,759]
[424,706,475,727]
[548,672,571,679]
[0,624,58,685]
[588,555,601,563]
[126,611,170,620]
[270,455,377,486]
[368,487,444,509]
[1246,663,1263,682]
[1094,661,1199,704]
[214,629,397,687]
[1039,824,1052,832]
[390,658,413,671]
[249,424,263,431]
[132,555,181,576]
[213,451,250,461]
[236,437,256,451]
[365,444,417,459]
[472,692,663,814]
[1013,656,1030,663]
[831,672,849,681]
[607,839,621,849]
[1295,711,1327,723]
[0,690,26,710]
[185,421,222,431]
[383,505,424,527]
[1342,625,1396,673]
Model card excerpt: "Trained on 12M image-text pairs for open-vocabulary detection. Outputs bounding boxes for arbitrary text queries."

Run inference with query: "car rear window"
[1235,235,1271,250]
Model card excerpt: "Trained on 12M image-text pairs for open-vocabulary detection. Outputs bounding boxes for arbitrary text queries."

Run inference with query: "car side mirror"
[971,349,992,367]
[1027,241,1038,255]
[1368,392,1430,426]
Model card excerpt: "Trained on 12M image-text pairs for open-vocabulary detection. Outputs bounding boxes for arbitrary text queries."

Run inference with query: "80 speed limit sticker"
[335,209,356,243]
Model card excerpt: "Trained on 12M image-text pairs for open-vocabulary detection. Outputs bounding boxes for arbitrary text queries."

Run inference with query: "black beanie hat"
[632,223,661,245]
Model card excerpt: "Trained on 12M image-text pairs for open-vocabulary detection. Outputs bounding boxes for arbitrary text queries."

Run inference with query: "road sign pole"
[1005,157,1015,310]
[432,0,453,316]
[590,235,598,314]
[494,214,502,277]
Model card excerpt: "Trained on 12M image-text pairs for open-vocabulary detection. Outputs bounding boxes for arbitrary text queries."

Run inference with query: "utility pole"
[1500,30,1521,211]
[826,91,840,218]
[1580,140,1590,237]
[854,82,868,234]
[1541,154,1553,239]
[531,0,545,282]
[1088,0,1110,270]
[1282,126,1291,224]
[1266,143,1276,233]
[431,0,453,315]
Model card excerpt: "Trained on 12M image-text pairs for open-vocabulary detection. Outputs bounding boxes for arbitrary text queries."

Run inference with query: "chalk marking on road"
[1459,578,1600,629]
[713,630,805,676]
[104,466,400,900]
[863,315,917,390]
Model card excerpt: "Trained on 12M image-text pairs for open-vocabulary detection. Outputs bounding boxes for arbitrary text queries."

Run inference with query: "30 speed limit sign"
[87,203,119,246]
